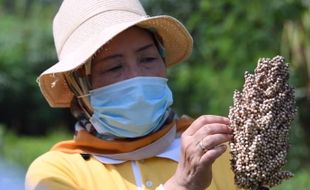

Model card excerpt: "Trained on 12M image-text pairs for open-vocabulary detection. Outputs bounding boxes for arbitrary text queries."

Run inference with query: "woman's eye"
[141,57,158,63]
[108,65,122,72]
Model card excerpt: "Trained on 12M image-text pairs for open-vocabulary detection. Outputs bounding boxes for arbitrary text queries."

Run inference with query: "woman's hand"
[164,115,232,190]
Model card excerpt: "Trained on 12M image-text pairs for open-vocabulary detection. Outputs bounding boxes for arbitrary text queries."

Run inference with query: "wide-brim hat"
[38,0,193,108]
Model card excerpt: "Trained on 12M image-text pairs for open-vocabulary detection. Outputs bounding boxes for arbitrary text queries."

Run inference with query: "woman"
[26,0,236,189]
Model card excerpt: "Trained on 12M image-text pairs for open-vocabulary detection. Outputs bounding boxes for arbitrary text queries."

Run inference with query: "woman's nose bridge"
[126,57,141,77]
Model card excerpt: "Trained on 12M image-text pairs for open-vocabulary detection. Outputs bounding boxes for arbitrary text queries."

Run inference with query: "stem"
[252,186,269,190]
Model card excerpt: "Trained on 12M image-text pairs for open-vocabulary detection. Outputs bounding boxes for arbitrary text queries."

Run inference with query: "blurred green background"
[0,0,309,189]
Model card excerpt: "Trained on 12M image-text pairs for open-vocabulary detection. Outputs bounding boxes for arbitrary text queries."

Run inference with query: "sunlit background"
[0,0,309,189]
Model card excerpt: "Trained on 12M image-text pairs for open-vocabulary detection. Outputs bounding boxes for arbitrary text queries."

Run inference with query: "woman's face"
[91,27,166,89]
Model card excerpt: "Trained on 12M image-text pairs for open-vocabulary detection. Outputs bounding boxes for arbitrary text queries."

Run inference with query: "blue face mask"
[89,76,173,138]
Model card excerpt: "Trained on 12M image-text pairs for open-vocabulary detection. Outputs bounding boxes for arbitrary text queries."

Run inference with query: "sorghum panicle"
[228,56,297,189]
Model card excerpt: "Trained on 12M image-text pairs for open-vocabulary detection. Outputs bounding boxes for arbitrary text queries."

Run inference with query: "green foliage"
[0,125,71,168]
[273,170,310,190]
[0,1,74,134]
[281,7,310,153]
[286,119,310,171]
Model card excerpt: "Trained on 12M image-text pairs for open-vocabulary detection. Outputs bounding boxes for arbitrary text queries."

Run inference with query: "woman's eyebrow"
[94,54,122,66]
[136,43,155,53]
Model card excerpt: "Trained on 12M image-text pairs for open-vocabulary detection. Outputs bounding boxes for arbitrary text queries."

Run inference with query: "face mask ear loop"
[64,59,93,119]
[64,75,92,119]
[80,59,93,117]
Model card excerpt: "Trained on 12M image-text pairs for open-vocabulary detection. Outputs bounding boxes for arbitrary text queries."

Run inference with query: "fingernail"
[218,144,227,150]
[226,125,233,131]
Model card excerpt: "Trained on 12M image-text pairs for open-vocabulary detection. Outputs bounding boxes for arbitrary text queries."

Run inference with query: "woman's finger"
[197,134,232,154]
[200,144,227,165]
[184,115,230,136]
[194,123,232,140]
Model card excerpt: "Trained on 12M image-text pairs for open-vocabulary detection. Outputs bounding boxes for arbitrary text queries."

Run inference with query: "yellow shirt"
[25,149,237,190]
[25,117,238,190]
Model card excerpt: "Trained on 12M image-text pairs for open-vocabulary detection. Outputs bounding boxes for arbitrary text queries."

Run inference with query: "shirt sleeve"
[25,152,79,190]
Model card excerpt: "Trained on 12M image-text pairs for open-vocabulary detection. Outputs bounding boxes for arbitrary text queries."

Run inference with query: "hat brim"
[38,15,193,108]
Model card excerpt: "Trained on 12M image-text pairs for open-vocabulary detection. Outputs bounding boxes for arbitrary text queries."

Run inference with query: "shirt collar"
[94,137,180,164]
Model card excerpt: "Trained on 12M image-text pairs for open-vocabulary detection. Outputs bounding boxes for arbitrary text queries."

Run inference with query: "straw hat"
[38,0,193,108]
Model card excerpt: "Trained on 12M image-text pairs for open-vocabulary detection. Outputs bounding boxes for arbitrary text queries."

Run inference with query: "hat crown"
[53,0,146,58]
